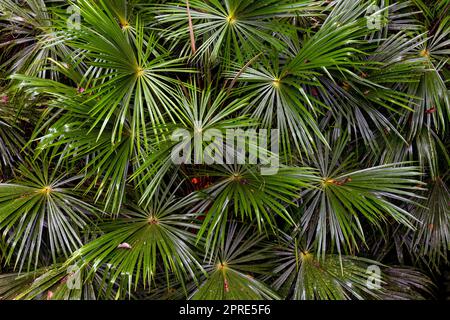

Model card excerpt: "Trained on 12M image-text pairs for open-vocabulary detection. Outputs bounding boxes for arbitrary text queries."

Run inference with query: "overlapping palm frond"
[225,0,378,156]
[192,164,318,254]
[132,83,253,205]
[70,0,191,145]
[409,177,450,267]
[226,60,326,156]
[272,232,434,300]
[8,74,136,215]
[400,22,450,139]
[0,99,25,177]
[0,263,119,300]
[0,0,74,79]
[378,126,449,179]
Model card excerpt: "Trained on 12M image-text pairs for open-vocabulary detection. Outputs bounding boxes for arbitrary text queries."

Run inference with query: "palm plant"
[0,0,448,301]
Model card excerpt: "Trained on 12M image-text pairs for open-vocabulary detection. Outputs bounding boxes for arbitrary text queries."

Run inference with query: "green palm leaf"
[71,0,192,144]
[67,181,204,293]
[193,164,318,253]
[0,159,99,271]
[132,84,253,205]
[154,0,322,63]
[0,0,74,78]
[299,134,425,256]
[272,232,433,300]
[409,177,450,267]
[191,223,280,300]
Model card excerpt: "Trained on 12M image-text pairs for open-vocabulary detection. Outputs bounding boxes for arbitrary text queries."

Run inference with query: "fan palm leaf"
[191,222,280,300]
[272,232,434,300]
[154,0,322,63]
[0,158,99,271]
[299,134,425,256]
[66,180,204,293]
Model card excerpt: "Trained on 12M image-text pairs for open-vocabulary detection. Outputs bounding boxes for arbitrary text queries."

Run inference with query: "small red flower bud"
[224,278,230,293]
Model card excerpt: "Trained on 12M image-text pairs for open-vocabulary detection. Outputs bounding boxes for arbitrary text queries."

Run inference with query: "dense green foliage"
[0,0,448,300]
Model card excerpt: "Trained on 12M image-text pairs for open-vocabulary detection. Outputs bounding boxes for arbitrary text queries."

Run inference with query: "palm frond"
[299,134,425,256]
[191,222,280,300]
[67,180,204,294]
[0,158,99,271]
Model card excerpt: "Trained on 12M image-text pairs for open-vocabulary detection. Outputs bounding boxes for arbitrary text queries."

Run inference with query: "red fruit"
[77,87,85,94]
[425,108,436,114]
[224,278,230,293]
[311,87,318,96]
[1,95,8,103]
[191,177,199,184]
